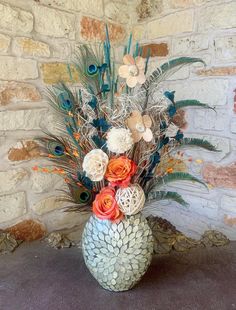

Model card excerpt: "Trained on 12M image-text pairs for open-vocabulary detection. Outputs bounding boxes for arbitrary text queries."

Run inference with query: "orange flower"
[105,156,137,188]
[93,187,123,222]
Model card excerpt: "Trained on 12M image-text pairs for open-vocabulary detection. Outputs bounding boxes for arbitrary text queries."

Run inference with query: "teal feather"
[177,138,219,152]
[143,57,205,89]
[147,191,189,207]
[150,172,208,192]
[175,100,215,111]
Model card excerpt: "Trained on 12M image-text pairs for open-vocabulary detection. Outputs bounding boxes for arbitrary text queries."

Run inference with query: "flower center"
[136,122,145,133]
[129,65,139,77]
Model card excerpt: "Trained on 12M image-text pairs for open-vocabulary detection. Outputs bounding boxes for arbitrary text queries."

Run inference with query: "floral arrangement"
[37,27,218,223]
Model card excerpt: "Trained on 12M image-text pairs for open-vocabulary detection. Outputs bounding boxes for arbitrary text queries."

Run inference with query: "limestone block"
[33,5,75,39]
[0,169,29,193]
[0,192,26,224]
[105,2,129,24]
[203,163,236,190]
[39,0,103,17]
[13,37,50,58]
[0,56,38,80]
[0,82,41,106]
[80,17,126,43]
[194,109,228,131]
[168,79,229,106]
[0,34,11,52]
[6,219,46,241]
[172,35,209,55]
[30,172,64,193]
[147,10,194,39]
[8,141,41,162]
[32,196,65,215]
[221,195,236,215]
[0,109,46,131]
[0,3,33,33]
[198,3,236,31]
[214,36,236,62]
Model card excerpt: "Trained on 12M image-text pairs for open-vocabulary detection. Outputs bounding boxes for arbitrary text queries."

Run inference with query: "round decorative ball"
[115,184,145,216]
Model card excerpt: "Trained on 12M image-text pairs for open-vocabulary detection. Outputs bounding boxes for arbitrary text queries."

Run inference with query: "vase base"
[82,214,154,292]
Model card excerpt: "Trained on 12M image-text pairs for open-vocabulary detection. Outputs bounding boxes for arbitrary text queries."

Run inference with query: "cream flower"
[118,54,146,88]
[165,123,179,138]
[126,110,153,143]
[82,149,109,181]
[106,128,134,154]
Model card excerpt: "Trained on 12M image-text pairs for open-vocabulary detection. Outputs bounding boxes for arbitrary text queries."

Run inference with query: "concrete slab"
[1,241,236,310]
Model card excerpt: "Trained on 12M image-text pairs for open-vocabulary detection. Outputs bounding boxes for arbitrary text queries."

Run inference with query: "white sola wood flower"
[118,54,146,88]
[82,149,109,181]
[106,127,134,154]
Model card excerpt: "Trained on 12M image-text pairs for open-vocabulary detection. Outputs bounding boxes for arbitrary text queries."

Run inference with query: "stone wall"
[0,0,128,240]
[132,0,236,239]
[0,0,236,241]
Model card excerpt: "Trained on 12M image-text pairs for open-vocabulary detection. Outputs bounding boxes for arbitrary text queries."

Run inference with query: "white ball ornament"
[115,184,145,216]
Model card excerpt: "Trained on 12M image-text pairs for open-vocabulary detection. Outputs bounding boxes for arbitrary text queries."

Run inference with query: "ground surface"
[1,241,236,310]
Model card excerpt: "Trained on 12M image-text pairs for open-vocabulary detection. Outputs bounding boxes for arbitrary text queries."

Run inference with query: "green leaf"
[153,172,208,190]
[175,100,215,111]
[143,57,205,89]
[147,190,189,207]
[178,138,219,152]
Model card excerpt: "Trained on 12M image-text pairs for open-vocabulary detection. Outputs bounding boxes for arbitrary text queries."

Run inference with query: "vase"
[82,213,154,292]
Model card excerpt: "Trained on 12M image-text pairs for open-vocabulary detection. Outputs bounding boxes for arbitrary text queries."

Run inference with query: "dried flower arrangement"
[35,28,218,291]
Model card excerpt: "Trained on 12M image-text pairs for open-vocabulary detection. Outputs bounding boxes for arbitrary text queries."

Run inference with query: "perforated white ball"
[116,184,145,216]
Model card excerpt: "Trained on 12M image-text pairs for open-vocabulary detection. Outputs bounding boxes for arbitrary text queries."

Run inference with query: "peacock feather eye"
[58,93,73,112]
[87,64,98,76]
[62,99,72,111]
[79,190,91,204]
[54,145,64,156]
[48,141,65,157]
[69,185,92,205]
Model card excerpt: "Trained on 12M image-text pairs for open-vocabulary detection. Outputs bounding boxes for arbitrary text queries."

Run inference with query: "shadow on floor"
[1,241,236,310]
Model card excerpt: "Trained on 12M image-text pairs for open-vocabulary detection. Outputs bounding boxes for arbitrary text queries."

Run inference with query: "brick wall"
[132,0,236,239]
[0,0,128,240]
[1,0,236,241]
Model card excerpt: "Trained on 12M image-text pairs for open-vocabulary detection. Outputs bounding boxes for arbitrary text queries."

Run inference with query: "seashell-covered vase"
[82,213,154,292]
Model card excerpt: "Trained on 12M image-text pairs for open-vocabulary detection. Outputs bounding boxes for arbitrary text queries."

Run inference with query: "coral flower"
[118,54,146,88]
[93,187,123,222]
[105,156,137,188]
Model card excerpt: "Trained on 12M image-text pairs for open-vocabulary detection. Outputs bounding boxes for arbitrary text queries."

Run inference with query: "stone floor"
[1,241,236,310]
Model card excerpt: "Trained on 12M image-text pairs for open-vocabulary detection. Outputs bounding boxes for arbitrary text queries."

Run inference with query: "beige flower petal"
[126,76,138,88]
[132,110,142,118]
[137,72,146,85]
[126,110,143,132]
[135,56,145,71]
[118,65,129,78]
[123,54,135,65]
[132,131,142,143]
[143,114,152,128]
[142,128,153,142]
